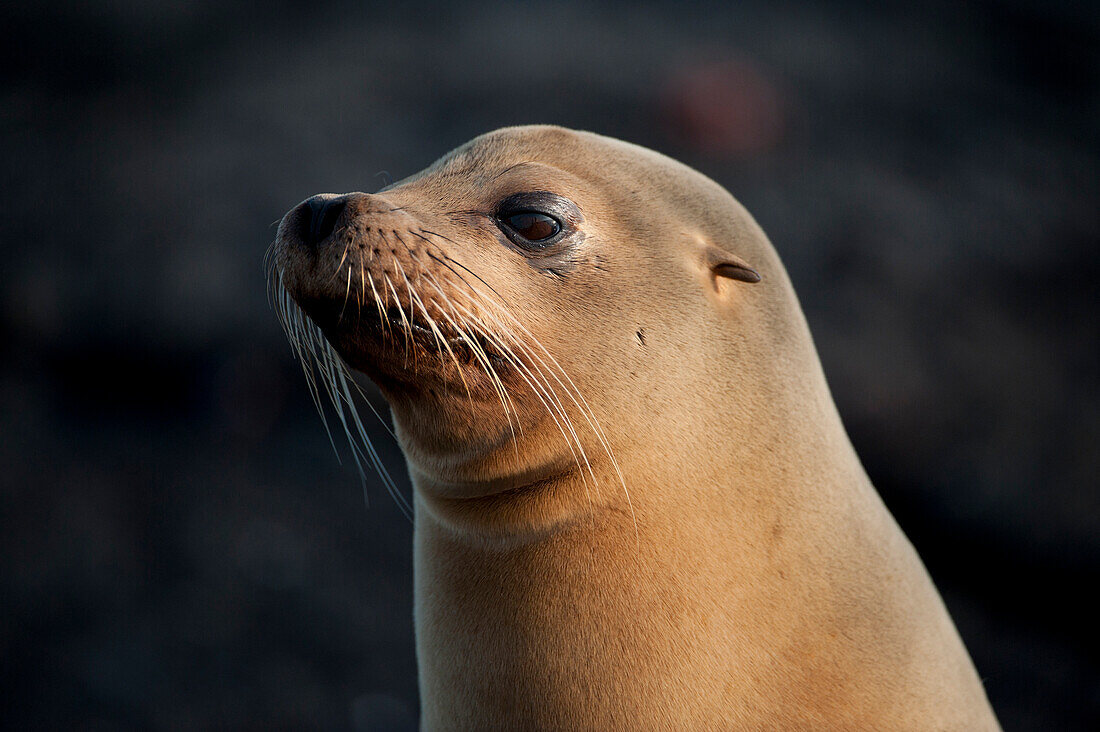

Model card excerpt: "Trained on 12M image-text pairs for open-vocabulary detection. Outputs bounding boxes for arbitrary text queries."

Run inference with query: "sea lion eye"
[494,191,579,254]
[503,212,560,243]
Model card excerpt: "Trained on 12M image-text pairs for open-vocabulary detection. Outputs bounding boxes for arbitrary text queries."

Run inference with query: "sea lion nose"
[299,194,348,246]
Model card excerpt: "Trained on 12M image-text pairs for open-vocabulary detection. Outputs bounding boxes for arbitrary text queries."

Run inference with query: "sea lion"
[268,125,1000,729]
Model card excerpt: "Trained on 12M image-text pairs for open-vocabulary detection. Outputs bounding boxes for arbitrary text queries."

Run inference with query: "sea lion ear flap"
[706,246,761,284]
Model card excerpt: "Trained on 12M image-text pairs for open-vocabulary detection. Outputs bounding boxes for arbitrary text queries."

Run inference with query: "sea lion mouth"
[321,295,505,366]
[377,304,466,351]
[288,282,508,380]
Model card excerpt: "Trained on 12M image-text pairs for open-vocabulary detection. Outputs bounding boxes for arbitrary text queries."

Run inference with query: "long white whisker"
[456,309,593,505]
[338,264,353,322]
[420,237,636,537]
[268,257,411,519]
[383,273,414,365]
[421,272,518,435]
[455,304,595,490]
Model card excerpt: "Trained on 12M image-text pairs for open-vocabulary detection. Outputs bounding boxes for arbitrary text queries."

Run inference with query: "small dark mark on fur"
[636,328,646,346]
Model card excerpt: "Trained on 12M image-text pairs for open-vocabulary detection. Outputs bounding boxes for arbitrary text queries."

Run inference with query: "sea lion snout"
[301,194,348,246]
[285,191,402,250]
[273,187,505,387]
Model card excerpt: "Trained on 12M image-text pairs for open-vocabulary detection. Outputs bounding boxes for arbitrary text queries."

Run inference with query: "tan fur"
[272,126,1000,729]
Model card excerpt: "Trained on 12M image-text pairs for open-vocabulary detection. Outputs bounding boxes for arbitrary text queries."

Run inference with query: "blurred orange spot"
[662,57,785,157]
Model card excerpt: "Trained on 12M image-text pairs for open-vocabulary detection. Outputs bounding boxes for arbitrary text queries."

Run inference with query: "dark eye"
[493,191,580,254]
[502,211,561,243]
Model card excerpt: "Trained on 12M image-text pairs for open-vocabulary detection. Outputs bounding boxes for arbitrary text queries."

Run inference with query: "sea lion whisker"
[422,249,488,299]
[293,316,341,457]
[489,160,535,181]
[306,269,401,450]
[314,334,409,516]
[417,229,508,304]
[413,274,479,405]
[293,289,393,498]
[293,295,314,358]
[380,230,419,341]
[331,239,352,279]
[417,227,459,246]
[402,267,474,401]
[458,324,519,440]
[331,348,412,518]
[450,304,584,477]
[411,238,498,313]
[328,339,399,443]
[421,271,519,439]
[461,313,594,500]
[451,300,595,492]
[382,273,414,364]
[416,277,596,508]
[269,242,406,510]
[283,305,319,402]
[392,230,431,293]
[421,265,537,410]
[366,271,392,339]
[464,300,625,512]
[392,257,429,350]
[264,241,281,308]
[419,262,533,444]
[338,265,353,323]
[484,303,636,532]
[441,253,508,305]
[318,342,359,448]
[359,258,367,309]
[434,295,518,428]
[283,290,319,388]
[484,342,590,501]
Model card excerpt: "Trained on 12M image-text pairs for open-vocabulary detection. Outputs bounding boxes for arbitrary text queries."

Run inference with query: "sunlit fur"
[268,126,1000,730]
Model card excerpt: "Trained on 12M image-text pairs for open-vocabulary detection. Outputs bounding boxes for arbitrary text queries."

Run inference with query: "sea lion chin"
[268,125,1000,729]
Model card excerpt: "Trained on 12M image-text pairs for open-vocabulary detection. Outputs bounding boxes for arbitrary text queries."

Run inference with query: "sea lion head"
[269,125,806,534]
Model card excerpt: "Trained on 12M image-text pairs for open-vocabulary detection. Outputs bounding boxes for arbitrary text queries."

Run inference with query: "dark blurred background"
[2,0,1097,729]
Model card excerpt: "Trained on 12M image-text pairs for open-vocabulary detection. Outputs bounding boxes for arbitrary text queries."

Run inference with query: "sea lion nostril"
[302,195,347,245]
